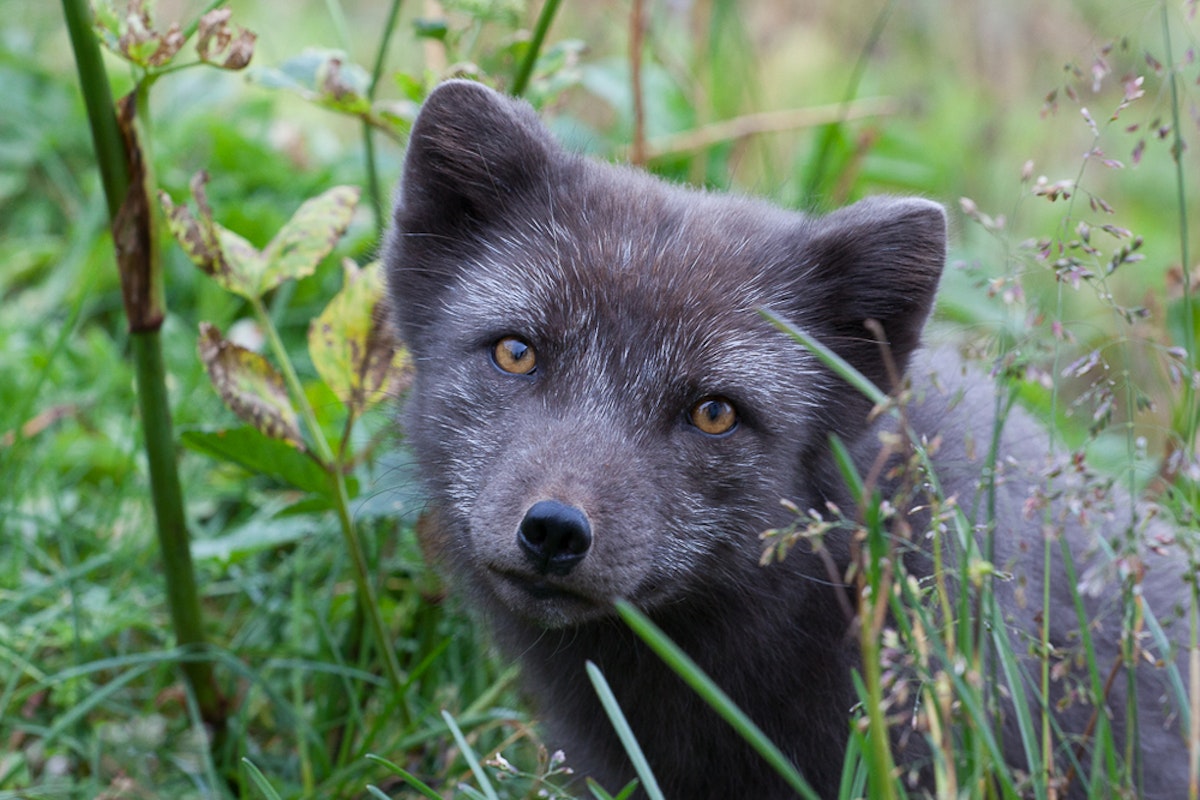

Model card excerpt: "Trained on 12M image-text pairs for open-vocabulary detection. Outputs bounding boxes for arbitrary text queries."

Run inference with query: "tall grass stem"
[363,0,405,235]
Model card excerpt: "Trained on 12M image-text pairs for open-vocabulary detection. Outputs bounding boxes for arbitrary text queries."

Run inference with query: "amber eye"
[492,336,537,375]
[689,396,738,436]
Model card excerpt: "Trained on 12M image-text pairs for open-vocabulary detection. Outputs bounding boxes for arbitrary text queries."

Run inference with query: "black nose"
[517,500,592,575]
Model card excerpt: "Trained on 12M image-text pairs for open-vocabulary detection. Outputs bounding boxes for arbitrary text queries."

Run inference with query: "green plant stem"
[858,516,898,800]
[250,296,409,721]
[628,0,646,166]
[1190,586,1199,800]
[323,0,352,50]
[363,0,405,236]
[62,0,224,738]
[511,0,562,97]
[132,333,223,720]
[63,0,127,221]
[1161,4,1197,487]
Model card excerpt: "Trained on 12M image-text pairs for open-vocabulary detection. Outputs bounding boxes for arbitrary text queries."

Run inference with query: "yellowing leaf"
[197,322,304,447]
[308,260,411,417]
[261,185,361,291]
[162,175,358,300]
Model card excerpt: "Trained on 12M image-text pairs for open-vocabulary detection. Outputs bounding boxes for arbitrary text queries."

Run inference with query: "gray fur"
[385,80,1193,798]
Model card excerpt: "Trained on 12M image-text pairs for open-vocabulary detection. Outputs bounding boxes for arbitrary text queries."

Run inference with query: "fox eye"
[689,396,738,436]
[492,336,537,375]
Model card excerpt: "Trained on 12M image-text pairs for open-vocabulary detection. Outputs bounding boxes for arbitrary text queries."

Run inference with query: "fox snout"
[517,500,592,576]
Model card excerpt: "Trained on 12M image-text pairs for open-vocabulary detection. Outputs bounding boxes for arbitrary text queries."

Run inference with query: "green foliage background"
[1,0,1197,798]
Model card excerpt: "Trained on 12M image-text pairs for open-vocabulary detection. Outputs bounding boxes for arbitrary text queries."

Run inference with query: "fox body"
[385,81,1191,798]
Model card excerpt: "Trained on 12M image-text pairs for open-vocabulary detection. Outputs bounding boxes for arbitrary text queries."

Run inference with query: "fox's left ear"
[794,197,947,390]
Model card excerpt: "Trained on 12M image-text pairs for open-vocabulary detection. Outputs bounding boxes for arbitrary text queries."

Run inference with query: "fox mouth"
[485,568,611,624]
[492,569,587,601]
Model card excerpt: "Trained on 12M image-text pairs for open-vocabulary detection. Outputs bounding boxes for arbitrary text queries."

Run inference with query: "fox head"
[385,80,946,630]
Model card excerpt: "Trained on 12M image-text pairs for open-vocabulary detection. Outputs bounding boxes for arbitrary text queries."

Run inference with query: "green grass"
[2,1,1197,798]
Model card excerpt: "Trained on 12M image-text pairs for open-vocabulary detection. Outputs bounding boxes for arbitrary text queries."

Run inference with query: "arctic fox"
[385,80,1193,798]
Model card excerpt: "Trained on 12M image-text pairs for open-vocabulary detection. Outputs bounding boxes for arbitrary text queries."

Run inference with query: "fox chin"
[384,80,1193,799]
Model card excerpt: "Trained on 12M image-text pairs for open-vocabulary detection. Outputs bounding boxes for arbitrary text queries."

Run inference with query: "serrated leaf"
[181,426,328,495]
[309,260,412,416]
[260,185,360,293]
[197,322,303,447]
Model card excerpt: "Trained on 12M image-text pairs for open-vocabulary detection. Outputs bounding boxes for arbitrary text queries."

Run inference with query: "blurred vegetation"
[1,0,1197,798]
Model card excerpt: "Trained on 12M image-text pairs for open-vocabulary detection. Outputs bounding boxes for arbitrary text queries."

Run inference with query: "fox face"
[385,81,946,631]
[384,82,1194,799]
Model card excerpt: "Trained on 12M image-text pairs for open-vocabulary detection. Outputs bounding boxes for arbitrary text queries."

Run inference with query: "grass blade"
[242,758,284,800]
[761,309,886,405]
[585,660,662,800]
[367,754,444,800]
[990,608,1048,800]
[441,709,501,800]
[614,600,821,800]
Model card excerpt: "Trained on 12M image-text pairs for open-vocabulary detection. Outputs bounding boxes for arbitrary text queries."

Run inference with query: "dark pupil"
[506,340,528,363]
[703,401,724,421]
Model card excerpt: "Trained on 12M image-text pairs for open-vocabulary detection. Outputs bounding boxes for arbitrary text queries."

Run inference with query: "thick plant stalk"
[510,0,561,97]
[62,0,224,735]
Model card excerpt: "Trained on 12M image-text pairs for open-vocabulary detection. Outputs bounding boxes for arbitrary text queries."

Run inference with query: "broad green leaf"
[308,260,411,416]
[261,185,360,292]
[197,322,303,447]
[181,427,328,496]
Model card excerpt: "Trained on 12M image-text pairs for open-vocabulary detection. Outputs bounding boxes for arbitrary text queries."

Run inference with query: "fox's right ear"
[385,81,556,348]
[396,80,555,230]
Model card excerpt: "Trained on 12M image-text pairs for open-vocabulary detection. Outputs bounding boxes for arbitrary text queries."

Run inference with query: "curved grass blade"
[366,754,442,800]
[614,600,820,800]
[585,660,663,800]
[760,309,886,405]
[242,758,285,800]
[441,709,501,800]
